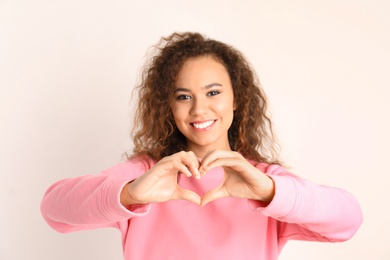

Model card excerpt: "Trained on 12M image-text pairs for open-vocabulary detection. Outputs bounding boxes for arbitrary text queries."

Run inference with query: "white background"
[1,0,389,259]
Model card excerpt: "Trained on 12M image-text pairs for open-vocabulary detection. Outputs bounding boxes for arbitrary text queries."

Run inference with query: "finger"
[176,151,201,179]
[203,158,247,176]
[171,160,193,177]
[201,150,241,172]
[172,186,201,205]
[199,149,216,167]
[199,149,218,175]
[185,151,201,179]
[205,158,241,171]
[200,185,229,207]
[153,156,192,178]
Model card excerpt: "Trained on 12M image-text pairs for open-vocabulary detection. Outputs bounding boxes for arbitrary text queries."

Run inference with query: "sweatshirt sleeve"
[40,159,151,233]
[248,164,363,242]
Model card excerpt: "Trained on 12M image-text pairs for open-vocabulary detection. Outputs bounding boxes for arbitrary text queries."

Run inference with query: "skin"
[121,56,275,207]
[172,55,235,157]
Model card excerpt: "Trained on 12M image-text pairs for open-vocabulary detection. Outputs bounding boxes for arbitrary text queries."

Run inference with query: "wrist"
[260,176,275,203]
[120,181,141,206]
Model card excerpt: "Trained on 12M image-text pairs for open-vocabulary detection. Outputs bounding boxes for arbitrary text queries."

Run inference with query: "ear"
[233,100,237,111]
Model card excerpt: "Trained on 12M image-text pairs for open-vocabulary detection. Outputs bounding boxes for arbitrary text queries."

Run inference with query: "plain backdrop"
[1,0,389,259]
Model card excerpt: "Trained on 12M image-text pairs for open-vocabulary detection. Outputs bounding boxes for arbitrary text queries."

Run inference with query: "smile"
[191,120,216,130]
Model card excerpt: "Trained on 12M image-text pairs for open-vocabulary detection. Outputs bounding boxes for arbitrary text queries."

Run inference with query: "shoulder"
[103,156,157,175]
[246,158,288,176]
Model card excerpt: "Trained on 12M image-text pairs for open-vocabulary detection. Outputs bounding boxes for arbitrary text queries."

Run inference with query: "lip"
[190,119,216,132]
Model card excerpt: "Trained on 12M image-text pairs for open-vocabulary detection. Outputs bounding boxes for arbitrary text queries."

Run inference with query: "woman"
[41,32,362,259]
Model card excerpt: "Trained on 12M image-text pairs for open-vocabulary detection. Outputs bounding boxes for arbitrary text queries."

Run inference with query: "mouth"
[190,120,216,130]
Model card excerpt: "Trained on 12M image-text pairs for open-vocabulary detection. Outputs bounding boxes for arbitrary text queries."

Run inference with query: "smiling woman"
[131,33,281,165]
[40,32,363,260]
[172,56,235,156]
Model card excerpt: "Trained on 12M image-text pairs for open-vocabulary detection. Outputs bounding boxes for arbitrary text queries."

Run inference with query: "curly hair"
[130,32,282,165]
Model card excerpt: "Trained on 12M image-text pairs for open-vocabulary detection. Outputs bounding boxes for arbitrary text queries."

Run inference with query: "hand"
[199,150,275,207]
[121,151,202,206]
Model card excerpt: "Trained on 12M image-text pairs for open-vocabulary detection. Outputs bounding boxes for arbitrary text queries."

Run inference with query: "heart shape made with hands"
[176,166,246,207]
[127,152,274,207]
[178,166,225,197]
[174,162,274,207]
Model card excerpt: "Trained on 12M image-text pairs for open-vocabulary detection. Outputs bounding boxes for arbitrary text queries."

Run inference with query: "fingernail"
[195,168,201,179]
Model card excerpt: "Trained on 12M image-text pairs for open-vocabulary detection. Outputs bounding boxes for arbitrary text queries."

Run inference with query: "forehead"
[176,56,230,87]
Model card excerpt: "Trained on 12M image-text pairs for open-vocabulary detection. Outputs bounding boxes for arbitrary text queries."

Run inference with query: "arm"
[194,150,362,241]
[248,164,363,242]
[41,151,202,233]
[40,160,150,233]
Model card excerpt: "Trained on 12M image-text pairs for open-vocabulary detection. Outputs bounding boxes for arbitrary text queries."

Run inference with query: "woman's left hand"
[199,150,275,207]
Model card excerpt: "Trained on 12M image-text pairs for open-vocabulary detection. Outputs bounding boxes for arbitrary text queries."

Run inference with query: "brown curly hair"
[130,32,282,165]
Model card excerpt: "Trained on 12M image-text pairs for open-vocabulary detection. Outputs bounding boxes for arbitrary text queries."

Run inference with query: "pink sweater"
[41,159,362,260]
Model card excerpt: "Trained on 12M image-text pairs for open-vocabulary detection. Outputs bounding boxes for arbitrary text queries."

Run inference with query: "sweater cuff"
[247,175,297,220]
[102,175,150,220]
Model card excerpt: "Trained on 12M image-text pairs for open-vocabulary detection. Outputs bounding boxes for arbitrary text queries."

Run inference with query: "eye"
[176,94,191,100]
[207,90,220,96]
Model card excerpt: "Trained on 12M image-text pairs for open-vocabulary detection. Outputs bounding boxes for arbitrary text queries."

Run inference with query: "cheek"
[170,104,179,117]
[172,102,192,119]
[171,107,185,123]
[216,100,235,114]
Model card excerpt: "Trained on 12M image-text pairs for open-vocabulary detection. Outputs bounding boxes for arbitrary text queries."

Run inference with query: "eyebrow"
[174,83,223,93]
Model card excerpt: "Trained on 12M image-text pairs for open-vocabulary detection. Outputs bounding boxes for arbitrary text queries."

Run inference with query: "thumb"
[200,186,228,207]
[173,186,201,205]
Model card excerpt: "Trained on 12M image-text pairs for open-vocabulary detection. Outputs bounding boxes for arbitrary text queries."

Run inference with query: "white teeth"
[193,120,214,129]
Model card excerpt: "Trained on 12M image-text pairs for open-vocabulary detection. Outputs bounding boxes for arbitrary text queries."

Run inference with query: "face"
[171,56,236,157]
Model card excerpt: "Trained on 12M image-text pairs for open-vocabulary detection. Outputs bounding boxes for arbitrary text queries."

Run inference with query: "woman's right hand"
[120,151,201,206]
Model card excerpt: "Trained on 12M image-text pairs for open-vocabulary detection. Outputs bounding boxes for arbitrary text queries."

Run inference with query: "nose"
[190,96,208,115]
